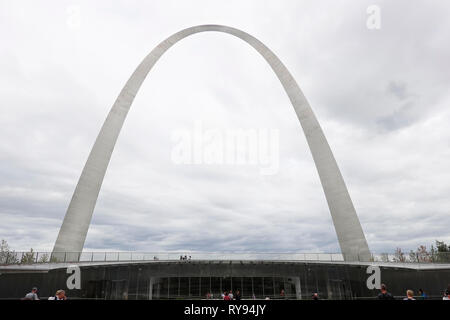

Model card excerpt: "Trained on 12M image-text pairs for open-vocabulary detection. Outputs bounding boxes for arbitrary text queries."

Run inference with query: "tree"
[399,240,450,263]
[379,253,390,262]
[20,248,36,264]
[416,245,431,262]
[432,240,450,263]
[38,253,50,263]
[393,248,406,262]
[435,240,449,252]
[408,250,418,263]
[0,239,19,265]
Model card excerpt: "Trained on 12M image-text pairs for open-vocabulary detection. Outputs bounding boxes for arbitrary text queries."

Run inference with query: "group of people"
[209,289,287,300]
[21,283,450,300]
[377,283,450,300]
[221,290,242,300]
[180,255,192,261]
[208,285,450,300]
[205,290,243,300]
[310,285,450,300]
[23,287,67,300]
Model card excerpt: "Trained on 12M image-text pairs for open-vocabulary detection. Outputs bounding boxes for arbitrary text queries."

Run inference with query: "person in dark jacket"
[377,284,395,300]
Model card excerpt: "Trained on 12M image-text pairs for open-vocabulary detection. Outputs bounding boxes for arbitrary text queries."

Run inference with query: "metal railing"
[1,251,449,265]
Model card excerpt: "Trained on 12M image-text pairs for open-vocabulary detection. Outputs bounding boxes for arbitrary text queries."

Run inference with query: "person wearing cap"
[24,287,39,300]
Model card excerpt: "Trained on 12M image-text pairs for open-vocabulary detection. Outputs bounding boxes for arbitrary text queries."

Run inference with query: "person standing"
[24,287,39,300]
[377,284,395,300]
[235,290,241,300]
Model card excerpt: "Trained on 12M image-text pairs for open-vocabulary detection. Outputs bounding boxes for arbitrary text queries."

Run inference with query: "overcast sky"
[0,0,449,253]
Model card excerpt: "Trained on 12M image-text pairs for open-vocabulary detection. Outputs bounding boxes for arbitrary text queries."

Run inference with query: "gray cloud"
[0,0,449,254]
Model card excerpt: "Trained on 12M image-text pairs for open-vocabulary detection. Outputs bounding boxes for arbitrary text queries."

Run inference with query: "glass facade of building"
[1,261,449,300]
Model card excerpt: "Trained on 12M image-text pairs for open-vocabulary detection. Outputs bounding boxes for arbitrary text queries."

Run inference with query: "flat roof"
[2,260,450,273]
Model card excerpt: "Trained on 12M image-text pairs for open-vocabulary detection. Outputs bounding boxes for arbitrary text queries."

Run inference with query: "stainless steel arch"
[53,25,371,261]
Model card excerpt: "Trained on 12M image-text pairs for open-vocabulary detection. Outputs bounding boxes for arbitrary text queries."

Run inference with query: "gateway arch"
[53,25,371,261]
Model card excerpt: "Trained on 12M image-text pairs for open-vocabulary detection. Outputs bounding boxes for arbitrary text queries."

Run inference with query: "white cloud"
[0,0,449,253]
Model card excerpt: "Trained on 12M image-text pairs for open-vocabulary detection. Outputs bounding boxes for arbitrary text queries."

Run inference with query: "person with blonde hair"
[403,290,415,300]
[48,290,67,300]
